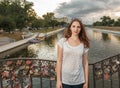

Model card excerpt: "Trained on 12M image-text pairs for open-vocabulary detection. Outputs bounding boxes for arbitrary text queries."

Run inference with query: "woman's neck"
[70,35,79,40]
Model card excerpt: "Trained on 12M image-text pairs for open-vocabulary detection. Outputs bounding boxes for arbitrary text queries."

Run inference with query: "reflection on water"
[45,36,56,47]
[37,35,57,60]
[28,44,40,57]
[113,34,120,41]
[87,27,120,63]
[27,27,120,63]
[27,31,64,60]
[102,33,110,41]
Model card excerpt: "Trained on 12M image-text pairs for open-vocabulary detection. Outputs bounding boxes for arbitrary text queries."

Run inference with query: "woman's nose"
[74,27,78,30]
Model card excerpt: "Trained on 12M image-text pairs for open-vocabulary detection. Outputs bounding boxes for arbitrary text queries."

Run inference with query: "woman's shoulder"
[59,37,67,42]
[57,37,67,48]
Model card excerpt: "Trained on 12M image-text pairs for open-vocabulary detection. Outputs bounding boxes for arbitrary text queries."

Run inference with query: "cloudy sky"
[27,0,120,24]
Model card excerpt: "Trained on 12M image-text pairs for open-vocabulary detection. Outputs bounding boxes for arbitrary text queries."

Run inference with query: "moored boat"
[37,33,45,40]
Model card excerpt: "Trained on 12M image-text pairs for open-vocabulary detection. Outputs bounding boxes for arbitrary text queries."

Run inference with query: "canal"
[9,27,120,63]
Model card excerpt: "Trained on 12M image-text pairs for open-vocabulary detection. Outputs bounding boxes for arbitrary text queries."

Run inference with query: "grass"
[91,26,120,32]
[0,32,23,41]
[32,27,59,33]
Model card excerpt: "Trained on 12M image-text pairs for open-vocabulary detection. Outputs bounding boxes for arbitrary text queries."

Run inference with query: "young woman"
[56,18,90,88]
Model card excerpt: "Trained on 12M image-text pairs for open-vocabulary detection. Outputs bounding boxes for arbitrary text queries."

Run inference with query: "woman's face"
[70,21,81,36]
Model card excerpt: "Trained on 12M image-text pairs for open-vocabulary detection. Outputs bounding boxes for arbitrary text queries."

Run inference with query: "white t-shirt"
[57,38,89,85]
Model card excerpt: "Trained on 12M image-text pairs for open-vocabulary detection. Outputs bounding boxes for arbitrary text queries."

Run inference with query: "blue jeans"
[62,83,84,88]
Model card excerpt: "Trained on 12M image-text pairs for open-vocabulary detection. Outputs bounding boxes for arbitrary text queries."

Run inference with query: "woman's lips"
[74,31,78,33]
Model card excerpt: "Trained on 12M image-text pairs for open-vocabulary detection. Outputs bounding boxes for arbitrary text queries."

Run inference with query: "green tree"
[42,12,55,28]
[93,16,115,26]
[50,20,59,28]
[114,18,120,26]
[0,0,10,16]
[32,18,44,29]
[93,21,102,26]
[100,16,114,26]
[0,16,16,32]
[0,0,37,30]
[25,2,37,27]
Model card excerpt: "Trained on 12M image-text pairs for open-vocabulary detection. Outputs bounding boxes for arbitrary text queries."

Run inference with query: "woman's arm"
[83,52,89,88]
[56,45,63,88]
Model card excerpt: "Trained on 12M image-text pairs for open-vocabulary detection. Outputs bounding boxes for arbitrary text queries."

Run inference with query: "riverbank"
[32,27,60,33]
[0,27,60,43]
[91,26,120,32]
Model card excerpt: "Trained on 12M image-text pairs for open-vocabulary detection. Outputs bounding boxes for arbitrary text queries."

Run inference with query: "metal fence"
[0,54,120,88]
[89,54,120,88]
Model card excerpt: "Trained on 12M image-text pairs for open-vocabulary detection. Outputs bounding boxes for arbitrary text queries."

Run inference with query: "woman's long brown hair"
[64,18,90,48]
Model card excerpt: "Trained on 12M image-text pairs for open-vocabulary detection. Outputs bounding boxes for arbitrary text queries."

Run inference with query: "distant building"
[56,17,68,23]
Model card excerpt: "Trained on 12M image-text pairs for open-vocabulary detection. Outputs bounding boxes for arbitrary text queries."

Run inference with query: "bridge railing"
[0,58,56,88]
[89,54,120,88]
[0,54,120,88]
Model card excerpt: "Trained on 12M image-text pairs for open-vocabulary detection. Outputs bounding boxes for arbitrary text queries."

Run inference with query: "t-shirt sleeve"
[57,38,64,48]
[83,48,89,54]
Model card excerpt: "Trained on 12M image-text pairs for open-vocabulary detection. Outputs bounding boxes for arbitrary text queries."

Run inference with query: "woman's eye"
[72,25,75,28]
[77,26,80,28]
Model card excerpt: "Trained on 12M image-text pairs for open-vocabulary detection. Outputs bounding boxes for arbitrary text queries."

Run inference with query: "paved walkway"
[91,27,120,35]
[0,37,15,46]
[0,33,38,53]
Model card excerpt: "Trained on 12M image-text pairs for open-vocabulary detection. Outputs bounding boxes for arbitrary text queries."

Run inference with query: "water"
[28,27,120,63]
[86,27,120,63]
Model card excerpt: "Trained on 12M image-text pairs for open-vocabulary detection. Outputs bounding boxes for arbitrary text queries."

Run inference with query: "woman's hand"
[56,81,62,88]
[83,83,88,88]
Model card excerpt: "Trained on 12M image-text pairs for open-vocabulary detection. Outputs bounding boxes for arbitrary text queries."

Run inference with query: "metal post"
[118,57,120,88]
[118,64,120,88]
[0,74,3,88]
[40,77,42,88]
[19,70,24,88]
[101,62,104,88]
[50,79,52,88]
[109,60,113,88]
[20,76,23,88]
[29,75,33,88]
[10,70,14,88]
[93,64,96,88]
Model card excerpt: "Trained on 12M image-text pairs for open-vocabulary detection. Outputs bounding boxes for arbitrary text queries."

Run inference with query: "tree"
[114,18,120,26]
[32,18,44,29]
[93,21,102,26]
[100,16,114,26]
[49,20,58,28]
[0,0,37,30]
[25,2,37,27]
[0,0,10,16]
[93,16,115,26]
[0,16,16,32]
[42,12,55,28]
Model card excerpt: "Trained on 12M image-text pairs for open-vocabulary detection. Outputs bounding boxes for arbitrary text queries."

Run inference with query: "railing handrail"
[89,53,120,64]
[0,58,57,62]
[3,53,119,64]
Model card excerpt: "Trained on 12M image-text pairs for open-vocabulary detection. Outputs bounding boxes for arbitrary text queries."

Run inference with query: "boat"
[28,38,40,43]
[37,33,45,40]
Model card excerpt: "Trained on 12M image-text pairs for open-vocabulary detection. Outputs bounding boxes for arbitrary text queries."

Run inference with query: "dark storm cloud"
[55,0,120,22]
[55,0,104,17]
